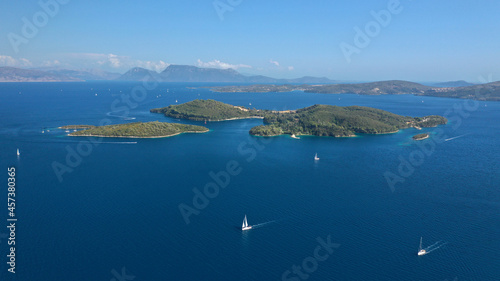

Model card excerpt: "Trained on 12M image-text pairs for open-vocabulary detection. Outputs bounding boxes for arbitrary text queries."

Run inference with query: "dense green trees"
[252,104,447,137]
[252,104,446,137]
[151,99,267,121]
[69,121,208,138]
[416,115,448,127]
[150,100,447,138]
[212,80,500,101]
[249,125,284,136]
[413,133,430,140]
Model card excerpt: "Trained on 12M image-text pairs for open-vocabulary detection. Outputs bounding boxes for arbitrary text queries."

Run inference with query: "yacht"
[242,215,252,231]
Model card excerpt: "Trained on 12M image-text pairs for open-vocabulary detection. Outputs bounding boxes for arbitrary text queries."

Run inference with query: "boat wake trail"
[251,220,276,229]
[101,141,138,144]
[106,112,136,120]
[423,240,448,254]
[445,134,469,142]
[51,140,137,145]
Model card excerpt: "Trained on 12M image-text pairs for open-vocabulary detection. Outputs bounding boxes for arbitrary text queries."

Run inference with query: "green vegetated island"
[151,99,447,137]
[210,80,500,101]
[413,133,430,141]
[66,121,208,138]
[151,99,272,121]
[59,125,95,130]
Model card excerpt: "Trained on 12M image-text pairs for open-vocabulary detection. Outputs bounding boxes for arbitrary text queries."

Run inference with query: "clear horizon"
[1,0,499,83]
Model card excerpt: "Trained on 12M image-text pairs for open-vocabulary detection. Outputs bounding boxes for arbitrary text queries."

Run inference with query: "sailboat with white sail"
[17,149,20,156]
[242,215,252,231]
[314,153,320,161]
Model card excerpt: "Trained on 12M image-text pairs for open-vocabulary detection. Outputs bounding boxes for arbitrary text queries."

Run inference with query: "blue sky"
[0,0,499,82]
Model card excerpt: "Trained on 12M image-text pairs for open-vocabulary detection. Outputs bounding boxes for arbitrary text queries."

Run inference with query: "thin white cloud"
[42,60,61,67]
[66,53,124,68]
[65,53,169,72]
[197,59,251,70]
[107,54,121,68]
[288,66,294,71]
[136,60,169,72]
[0,55,33,68]
[86,53,123,68]
[269,59,280,67]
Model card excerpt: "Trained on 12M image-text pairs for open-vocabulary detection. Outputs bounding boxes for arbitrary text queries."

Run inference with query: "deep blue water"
[0,82,499,281]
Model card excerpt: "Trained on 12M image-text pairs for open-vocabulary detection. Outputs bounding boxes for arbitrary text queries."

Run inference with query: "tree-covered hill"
[151,99,270,121]
[68,121,208,138]
[210,80,500,101]
[151,100,447,138]
[250,104,446,137]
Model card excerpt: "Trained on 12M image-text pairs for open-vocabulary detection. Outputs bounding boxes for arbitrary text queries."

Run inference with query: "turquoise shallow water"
[0,82,499,280]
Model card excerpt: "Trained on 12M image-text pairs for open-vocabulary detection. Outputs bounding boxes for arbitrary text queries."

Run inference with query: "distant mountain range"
[0,67,83,82]
[117,65,336,84]
[39,68,121,81]
[1,65,498,100]
[0,64,480,87]
[0,65,336,83]
[212,80,500,101]
[0,66,121,82]
[431,80,476,87]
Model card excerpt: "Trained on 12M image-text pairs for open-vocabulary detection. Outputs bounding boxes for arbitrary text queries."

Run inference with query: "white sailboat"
[418,237,427,256]
[16,149,20,156]
[314,153,320,161]
[242,215,252,231]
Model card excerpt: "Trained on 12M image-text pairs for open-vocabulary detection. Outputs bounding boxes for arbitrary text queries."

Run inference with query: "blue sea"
[0,82,499,281]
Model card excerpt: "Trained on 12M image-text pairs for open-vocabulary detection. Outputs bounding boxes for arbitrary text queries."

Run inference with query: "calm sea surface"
[0,82,499,281]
